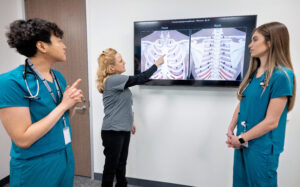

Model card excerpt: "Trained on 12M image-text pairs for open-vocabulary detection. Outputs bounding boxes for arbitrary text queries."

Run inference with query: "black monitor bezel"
[134,15,257,87]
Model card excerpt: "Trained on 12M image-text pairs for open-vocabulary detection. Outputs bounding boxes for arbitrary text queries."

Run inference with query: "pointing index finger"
[71,78,82,89]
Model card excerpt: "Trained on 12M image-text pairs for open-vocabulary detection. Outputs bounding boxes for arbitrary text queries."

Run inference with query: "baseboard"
[0,175,9,186]
[94,173,193,187]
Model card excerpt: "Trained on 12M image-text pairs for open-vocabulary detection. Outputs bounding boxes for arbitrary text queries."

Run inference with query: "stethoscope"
[23,59,63,101]
[23,60,40,100]
[23,59,68,128]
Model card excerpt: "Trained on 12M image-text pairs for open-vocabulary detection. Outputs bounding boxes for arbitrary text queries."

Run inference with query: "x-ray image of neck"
[190,28,246,80]
[141,30,190,80]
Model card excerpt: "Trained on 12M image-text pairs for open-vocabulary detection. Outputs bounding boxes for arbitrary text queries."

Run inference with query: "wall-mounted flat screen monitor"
[134,15,257,86]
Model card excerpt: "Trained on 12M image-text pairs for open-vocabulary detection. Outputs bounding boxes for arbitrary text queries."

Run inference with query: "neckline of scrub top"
[254,70,266,80]
[46,77,55,84]
[21,64,55,84]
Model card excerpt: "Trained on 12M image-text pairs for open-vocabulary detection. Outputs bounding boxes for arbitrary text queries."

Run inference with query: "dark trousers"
[101,130,131,187]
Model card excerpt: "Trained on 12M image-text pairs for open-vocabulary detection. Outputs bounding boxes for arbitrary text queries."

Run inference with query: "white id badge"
[63,127,71,145]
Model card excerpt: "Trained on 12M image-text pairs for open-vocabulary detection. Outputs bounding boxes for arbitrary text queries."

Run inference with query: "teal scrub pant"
[9,144,74,187]
[233,148,279,187]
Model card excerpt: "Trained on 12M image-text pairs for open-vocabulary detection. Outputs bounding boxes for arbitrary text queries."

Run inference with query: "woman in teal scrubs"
[0,18,84,187]
[226,22,296,187]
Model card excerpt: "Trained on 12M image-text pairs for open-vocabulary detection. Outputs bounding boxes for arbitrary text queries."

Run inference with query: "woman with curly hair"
[97,48,164,187]
[0,18,84,187]
[226,22,296,187]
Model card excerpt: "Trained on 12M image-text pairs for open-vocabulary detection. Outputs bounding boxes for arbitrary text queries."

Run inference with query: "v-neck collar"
[254,70,266,81]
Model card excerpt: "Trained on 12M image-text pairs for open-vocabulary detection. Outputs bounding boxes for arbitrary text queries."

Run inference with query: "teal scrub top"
[237,66,294,154]
[0,64,71,159]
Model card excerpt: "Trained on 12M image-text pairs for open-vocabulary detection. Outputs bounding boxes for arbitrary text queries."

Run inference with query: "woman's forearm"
[242,97,287,142]
[242,119,277,142]
[21,104,68,148]
[125,65,157,88]
[228,103,240,132]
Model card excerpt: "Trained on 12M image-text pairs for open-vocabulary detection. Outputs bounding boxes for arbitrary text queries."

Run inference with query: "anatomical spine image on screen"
[140,27,246,81]
[141,30,190,80]
[190,27,246,80]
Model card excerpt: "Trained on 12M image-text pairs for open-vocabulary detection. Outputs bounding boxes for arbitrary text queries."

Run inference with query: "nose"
[248,42,252,48]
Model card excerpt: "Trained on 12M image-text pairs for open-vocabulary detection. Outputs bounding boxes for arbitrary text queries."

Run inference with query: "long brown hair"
[96,48,117,93]
[237,22,296,111]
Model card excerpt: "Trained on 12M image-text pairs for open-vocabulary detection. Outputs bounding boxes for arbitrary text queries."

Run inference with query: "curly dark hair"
[6,18,64,57]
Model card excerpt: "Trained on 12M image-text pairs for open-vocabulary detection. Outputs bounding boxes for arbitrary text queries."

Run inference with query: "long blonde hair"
[237,22,296,111]
[96,48,117,93]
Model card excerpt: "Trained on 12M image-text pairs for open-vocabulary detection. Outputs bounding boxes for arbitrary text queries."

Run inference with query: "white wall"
[0,0,25,179]
[86,0,300,186]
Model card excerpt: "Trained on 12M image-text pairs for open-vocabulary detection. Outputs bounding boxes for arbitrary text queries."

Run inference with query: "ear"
[36,41,47,53]
[108,65,115,73]
[267,41,271,48]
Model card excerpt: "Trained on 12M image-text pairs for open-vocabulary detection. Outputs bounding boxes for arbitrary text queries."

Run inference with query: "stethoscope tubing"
[23,59,63,101]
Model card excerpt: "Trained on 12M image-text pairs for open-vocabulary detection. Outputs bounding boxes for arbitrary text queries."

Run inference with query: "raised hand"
[154,54,165,67]
[61,79,84,110]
